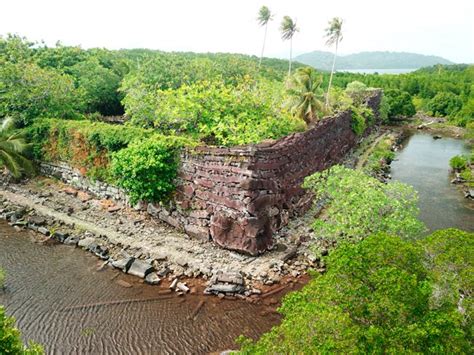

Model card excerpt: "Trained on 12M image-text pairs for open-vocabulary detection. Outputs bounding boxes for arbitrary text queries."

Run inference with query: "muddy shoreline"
[0,177,321,301]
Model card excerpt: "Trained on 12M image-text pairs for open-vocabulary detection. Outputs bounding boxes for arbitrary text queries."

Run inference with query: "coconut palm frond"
[0,137,29,154]
[0,117,15,133]
[325,17,343,46]
[325,17,343,108]
[286,67,325,124]
[280,16,299,41]
[0,117,35,178]
[0,150,22,178]
[257,6,273,26]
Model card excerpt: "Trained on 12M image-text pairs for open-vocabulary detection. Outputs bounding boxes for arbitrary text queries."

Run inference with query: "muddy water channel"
[0,224,283,354]
[391,132,473,232]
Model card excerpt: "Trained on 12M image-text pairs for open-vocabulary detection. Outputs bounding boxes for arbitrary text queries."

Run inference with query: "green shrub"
[303,165,425,242]
[365,137,395,173]
[421,228,474,337]
[351,108,366,135]
[384,89,416,118]
[427,91,463,118]
[0,306,44,354]
[0,62,83,126]
[449,155,468,171]
[460,168,473,185]
[351,104,373,135]
[123,78,305,146]
[239,232,471,354]
[345,80,368,105]
[27,118,154,181]
[111,136,192,204]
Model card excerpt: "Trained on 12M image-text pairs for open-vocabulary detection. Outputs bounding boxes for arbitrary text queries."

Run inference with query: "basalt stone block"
[205,283,245,295]
[63,236,80,246]
[53,231,69,243]
[27,216,46,226]
[127,259,154,278]
[210,213,273,256]
[78,237,96,249]
[111,257,135,272]
[37,226,50,236]
[145,272,161,285]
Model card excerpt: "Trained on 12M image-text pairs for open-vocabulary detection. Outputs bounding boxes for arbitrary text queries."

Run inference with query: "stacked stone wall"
[41,90,382,255]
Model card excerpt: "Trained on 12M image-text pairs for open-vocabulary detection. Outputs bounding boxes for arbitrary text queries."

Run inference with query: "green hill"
[295,50,453,70]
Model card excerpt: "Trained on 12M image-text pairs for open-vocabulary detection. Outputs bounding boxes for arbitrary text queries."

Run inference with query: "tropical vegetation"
[239,229,473,354]
[302,165,425,244]
[0,305,44,354]
[239,165,473,353]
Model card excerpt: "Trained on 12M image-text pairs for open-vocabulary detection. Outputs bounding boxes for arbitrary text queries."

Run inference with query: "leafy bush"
[422,228,474,337]
[449,155,468,171]
[303,165,425,242]
[350,104,373,135]
[0,306,44,354]
[27,118,155,181]
[0,62,82,126]
[365,137,395,174]
[69,57,123,115]
[124,78,305,146]
[111,136,191,204]
[344,80,368,105]
[384,89,416,119]
[427,91,463,118]
[239,232,471,354]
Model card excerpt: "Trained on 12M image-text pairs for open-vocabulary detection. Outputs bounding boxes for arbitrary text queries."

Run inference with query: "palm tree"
[0,118,34,178]
[257,6,273,69]
[286,67,326,124]
[325,17,343,108]
[280,16,299,76]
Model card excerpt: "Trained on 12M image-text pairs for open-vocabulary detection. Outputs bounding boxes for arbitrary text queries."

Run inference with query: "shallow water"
[390,133,473,232]
[0,224,282,354]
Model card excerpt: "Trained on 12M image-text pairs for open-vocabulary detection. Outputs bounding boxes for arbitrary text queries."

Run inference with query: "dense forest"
[295,50,453,70]
[0,34,473,203]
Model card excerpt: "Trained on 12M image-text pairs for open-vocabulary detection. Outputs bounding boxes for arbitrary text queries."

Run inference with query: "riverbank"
[0,177,321,300]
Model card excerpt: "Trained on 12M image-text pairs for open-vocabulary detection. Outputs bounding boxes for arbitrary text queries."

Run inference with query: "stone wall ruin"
[42,90,382,255]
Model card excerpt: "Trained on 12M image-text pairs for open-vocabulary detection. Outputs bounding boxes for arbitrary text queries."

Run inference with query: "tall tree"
[325,17,343,108]
[257,6,273,69]
[280,16,299,76]
[286,67,325,124]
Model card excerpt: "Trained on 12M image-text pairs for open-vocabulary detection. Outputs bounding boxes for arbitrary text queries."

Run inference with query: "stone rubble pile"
[0,194,318,297]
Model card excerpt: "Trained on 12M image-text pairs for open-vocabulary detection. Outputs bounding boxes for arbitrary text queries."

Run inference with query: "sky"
[1,0,473,63]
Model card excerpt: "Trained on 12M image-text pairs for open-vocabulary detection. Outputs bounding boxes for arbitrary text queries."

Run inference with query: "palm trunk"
[259,23,268,69]
[325,37,339,108]
[288,36,293,76]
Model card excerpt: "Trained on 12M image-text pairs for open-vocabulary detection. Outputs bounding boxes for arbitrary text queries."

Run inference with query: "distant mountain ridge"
[295,50,453,71]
